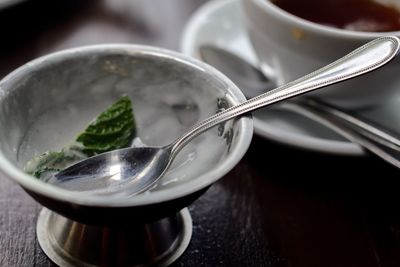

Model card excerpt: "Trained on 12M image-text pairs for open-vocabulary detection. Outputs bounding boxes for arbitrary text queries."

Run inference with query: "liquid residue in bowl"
[18,89,233,195]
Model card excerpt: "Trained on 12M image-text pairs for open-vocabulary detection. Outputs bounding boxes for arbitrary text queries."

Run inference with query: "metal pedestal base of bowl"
[36,208,192,267]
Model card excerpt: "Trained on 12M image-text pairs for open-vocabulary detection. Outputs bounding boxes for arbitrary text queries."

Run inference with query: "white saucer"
[180,0,400,155]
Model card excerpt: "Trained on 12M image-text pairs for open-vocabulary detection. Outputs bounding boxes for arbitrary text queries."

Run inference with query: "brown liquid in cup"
[271,0,400,32]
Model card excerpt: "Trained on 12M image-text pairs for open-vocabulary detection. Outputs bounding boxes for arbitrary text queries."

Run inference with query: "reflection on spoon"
[53,36,400,196]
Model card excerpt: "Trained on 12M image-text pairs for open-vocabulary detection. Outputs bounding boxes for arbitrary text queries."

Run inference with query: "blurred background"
[0,0,205,77]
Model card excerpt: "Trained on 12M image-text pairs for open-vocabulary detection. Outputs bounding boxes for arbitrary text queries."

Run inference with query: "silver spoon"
[53,36,400,196]
[199,44,400,168]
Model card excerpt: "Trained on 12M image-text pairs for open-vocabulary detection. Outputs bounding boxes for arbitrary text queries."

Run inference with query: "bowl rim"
[0,44,253,207]
[249,0,400,40]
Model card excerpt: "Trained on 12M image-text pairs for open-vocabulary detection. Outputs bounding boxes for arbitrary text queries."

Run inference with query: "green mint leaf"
[26,96,137,179]
[25,149,85,178]
[76,96,136,156]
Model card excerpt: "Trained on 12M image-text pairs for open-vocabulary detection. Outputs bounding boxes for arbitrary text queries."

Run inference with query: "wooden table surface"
[1,0,400,266]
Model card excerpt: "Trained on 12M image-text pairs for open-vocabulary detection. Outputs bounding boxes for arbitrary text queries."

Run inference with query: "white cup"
[242,0,400,108]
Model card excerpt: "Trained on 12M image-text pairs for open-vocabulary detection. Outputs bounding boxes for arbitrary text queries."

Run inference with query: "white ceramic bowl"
[242,0,400,108]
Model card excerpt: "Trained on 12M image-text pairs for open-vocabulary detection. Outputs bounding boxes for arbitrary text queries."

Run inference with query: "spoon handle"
[282,100,400,168]
[171,36,400,156]
[302,99,400,149]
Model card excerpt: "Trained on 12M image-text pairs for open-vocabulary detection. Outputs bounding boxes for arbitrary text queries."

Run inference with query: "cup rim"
[0,44,253,208]
[250,0,400,39]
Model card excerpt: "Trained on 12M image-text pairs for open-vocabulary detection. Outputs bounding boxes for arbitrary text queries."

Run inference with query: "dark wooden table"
[1,1,400,266]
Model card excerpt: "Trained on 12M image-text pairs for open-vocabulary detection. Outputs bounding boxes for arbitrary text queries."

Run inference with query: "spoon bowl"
[53,147,172,194]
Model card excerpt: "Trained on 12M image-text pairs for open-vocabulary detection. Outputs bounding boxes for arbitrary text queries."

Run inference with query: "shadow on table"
[237,135,400,266]
[247,134,400,210]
